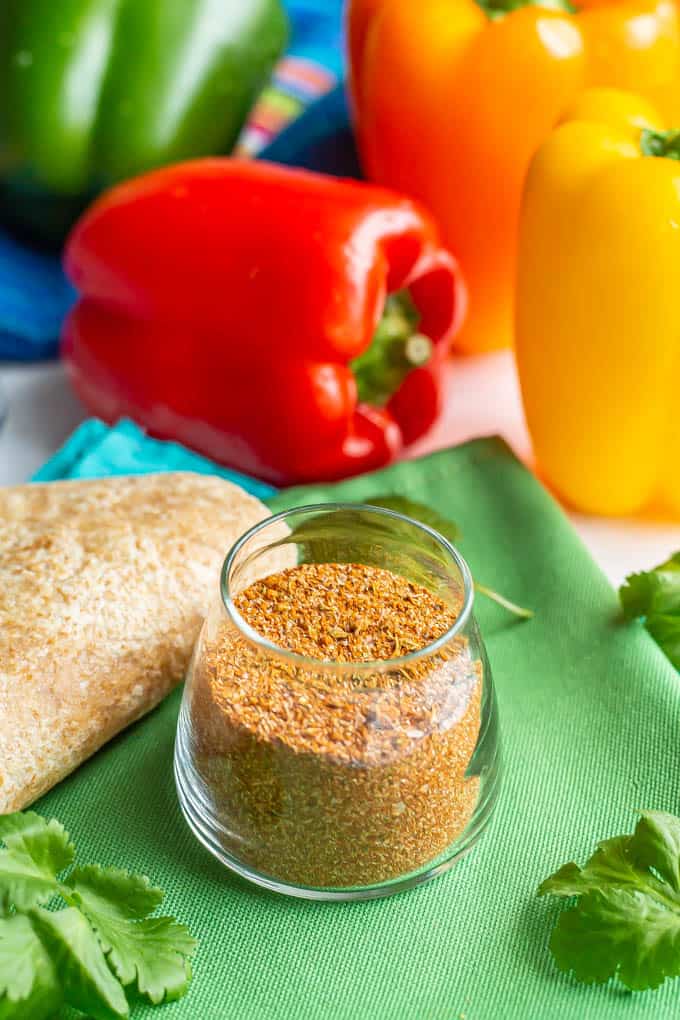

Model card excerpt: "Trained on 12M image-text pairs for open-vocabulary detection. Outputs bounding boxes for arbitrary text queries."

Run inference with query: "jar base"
[173,708,502,902]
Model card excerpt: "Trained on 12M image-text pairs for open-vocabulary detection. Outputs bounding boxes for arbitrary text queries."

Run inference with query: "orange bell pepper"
[347,0,680,353]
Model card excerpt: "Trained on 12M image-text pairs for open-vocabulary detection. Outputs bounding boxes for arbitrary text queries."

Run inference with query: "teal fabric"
[32,418,276,501]
[32,430,680,1019]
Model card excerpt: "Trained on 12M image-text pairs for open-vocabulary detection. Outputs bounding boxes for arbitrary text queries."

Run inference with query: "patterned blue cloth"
[263,85,359,178]
[32,418,277,500]
[0,0,349,362]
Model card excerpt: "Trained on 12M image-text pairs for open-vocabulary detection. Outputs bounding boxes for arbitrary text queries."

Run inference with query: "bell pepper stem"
[351,290,433,406]
[475,0,575,19]
[640,128,680,160]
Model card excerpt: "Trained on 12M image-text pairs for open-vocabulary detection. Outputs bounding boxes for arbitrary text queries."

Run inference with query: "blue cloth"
[263,85,360,178]
[284,0,344,79]
[0,232,75,360]
[32,418,277,501]
[0,0,350,362]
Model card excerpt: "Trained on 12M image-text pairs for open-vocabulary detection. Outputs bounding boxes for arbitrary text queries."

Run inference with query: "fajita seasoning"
[188,562,483,889]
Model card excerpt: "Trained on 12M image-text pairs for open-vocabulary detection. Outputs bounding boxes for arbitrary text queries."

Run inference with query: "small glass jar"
[174,503,501,900]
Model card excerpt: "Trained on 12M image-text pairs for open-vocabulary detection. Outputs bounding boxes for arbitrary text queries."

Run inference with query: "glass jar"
[174,503,501,900]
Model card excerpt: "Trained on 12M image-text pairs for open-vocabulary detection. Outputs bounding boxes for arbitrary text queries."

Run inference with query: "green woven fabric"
[36,437,680,1020]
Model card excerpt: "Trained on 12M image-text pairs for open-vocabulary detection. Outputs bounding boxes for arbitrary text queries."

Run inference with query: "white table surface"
[2,351,679,588]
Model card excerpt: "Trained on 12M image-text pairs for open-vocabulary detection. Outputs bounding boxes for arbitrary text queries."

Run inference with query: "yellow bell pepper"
[516,87,680,518]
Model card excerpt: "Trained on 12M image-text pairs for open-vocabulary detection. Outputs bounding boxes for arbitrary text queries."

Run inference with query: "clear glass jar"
[174,503,501,900]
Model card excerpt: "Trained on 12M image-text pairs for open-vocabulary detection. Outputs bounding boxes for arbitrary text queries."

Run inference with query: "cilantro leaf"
[68,866,196,1004]
[0,914,61,1020]
[297,495,533,619]
[366,495,461,544]
[538,837,644,898]
[67,865,164,919]
[620,553,680,668]
[368,496,532,619]
[539,811,680,991]
[97,915,194,1005]
[645,615,680,672]
[0,812,73,910]
[630,811,680,893]
[32,906,129,1019]
[621,571,658,620]
[0,812,196,1016]
[549,887,680,990]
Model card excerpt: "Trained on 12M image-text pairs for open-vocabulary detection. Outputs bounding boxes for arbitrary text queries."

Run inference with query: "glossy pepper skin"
[0,0,287,245]
[516,88,680,517]
[347,0,680,354]
[62,159,465,485]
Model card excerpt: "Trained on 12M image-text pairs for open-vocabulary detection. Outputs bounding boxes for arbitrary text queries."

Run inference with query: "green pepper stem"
[475,0,575,19]
[640,128,680,160]
[351,290,433,407]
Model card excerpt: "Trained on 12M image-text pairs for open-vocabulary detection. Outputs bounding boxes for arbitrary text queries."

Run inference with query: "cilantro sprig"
[0,811,196,1019]
[366,496,533,619]
[620,552,680,669]
[294,497,533,619]
[539,810,680,991]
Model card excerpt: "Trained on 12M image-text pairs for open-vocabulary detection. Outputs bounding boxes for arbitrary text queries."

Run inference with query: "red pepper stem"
[351,290,433,407]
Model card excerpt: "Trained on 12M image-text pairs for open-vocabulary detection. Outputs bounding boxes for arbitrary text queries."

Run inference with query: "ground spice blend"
[189,562,483,889]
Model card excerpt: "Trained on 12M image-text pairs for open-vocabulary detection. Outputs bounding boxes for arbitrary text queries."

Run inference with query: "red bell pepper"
[62,159,465,484]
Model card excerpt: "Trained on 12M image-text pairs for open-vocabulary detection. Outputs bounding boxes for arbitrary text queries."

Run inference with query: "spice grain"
[190,562,482,888]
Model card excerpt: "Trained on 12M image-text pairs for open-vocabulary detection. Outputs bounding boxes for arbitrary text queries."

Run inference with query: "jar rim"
[220,501,475,674]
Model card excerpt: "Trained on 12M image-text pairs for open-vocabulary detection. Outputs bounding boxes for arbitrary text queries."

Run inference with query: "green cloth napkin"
[36,437,680,1020]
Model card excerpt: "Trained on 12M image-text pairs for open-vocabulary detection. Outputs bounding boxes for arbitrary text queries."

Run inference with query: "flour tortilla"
[0,473,274,812]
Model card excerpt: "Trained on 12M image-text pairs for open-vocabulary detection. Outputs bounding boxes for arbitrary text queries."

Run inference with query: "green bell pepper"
[0,0,288,244]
